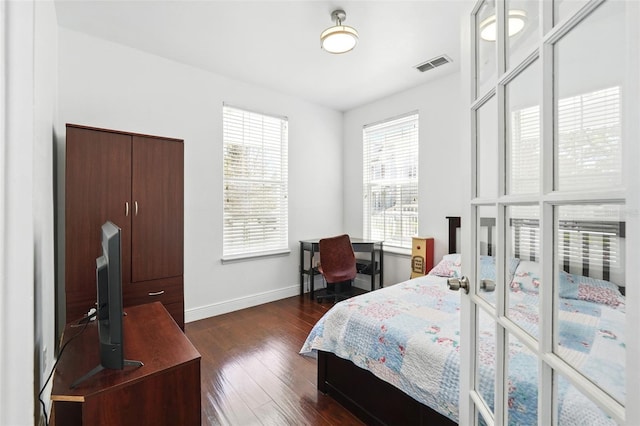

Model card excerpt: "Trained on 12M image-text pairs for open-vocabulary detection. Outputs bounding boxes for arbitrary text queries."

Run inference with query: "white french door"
[460,1,640,425]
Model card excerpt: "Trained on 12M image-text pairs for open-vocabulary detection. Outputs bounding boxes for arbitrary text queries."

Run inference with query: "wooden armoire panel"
[131,136,184,282]
[65,124,184,328]
[65,127,132,322]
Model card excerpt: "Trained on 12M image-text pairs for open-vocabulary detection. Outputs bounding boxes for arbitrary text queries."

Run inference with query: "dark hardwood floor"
[186,294,366,426]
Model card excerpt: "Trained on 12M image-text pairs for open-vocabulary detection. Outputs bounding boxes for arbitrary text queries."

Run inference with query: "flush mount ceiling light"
[479,9,527,41]
[320,9,359,54]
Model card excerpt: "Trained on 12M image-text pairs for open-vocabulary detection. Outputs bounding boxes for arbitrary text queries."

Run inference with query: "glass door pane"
[507,333,538,424]
[556,373,617,425]
[554,1,625,192]
[477,0,498,97]
[477,206,497,308]
[506,0,540,69]
[554,204,626,404]
[477,96,498,199]
[478,308,497,421]
[554,0,590,25]
[506,60,540,195]
[506,205,540,338]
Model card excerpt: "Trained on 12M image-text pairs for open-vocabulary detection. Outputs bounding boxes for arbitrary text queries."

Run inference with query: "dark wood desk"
[51,302,201,426]
[299,238,383,299]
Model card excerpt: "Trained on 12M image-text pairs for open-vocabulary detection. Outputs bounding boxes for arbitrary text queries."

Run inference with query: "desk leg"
[299,242,304,296]
[309,248,315,300]
[371,247,375,292]
[379,244,383,288]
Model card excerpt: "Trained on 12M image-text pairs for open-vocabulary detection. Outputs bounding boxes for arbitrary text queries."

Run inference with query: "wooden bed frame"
[317,350,456,425]
[315,215,625,425]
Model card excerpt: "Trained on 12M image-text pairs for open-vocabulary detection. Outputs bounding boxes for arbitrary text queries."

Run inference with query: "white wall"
[343,72,465,286]
[34,0,59,421]
[1,3,35,424]
[57,28,344,323]
[1,1,57,424]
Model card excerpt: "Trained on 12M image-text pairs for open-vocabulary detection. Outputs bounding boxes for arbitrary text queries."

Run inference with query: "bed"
[300,217,626,425]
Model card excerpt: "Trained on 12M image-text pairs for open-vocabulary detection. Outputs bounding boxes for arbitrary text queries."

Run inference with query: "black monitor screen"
[96,220,124,370]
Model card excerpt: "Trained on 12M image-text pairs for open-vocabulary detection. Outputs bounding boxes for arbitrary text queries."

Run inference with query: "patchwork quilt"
[300,274,625,424]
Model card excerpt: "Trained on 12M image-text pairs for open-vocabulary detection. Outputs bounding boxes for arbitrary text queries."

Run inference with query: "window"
[363,112,419,249]
[222,105,288,259]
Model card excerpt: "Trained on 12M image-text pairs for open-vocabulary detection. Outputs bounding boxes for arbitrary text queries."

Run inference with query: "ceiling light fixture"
[479,9,527,42]
[320,9,359,54]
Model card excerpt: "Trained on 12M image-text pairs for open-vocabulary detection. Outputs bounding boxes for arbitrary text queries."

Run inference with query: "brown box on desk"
[410,237,434,279]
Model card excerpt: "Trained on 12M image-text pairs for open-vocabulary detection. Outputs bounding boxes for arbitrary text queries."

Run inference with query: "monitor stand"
[70,359,144,389]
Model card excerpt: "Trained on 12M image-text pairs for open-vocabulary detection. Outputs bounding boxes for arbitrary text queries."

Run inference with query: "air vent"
[415,55,452,72]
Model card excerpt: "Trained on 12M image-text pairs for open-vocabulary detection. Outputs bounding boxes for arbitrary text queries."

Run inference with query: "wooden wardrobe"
[65,124,185,328]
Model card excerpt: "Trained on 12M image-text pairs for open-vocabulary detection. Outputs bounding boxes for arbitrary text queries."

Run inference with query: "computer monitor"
[70,221,142,388]
[96,220,125,369]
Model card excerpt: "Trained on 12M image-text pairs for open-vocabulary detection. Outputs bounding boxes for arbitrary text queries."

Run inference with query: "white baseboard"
[184,284,300,323]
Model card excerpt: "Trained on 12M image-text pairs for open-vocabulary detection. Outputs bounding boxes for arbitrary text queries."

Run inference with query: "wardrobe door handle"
[125,201,129,216]
[148,290,165,297]
[135,201,139,216]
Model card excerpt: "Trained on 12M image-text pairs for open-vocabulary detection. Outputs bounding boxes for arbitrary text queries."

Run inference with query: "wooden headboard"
[446,216,461,254]
[445,216,494,255]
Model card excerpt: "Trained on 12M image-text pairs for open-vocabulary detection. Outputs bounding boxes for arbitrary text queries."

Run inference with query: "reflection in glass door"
[464,1,638,425]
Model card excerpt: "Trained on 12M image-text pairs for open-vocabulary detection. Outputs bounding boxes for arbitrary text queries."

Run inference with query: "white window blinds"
[557,86,622,190]
[223,105,288,258]
[511,86,621,195]
[363,112,419,249]
[510,105,540,195]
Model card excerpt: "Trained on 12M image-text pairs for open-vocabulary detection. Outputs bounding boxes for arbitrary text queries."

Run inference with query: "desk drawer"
[124,276,183,306]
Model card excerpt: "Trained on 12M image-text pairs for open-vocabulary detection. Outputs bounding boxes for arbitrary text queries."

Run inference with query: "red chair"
[316,234,357,303]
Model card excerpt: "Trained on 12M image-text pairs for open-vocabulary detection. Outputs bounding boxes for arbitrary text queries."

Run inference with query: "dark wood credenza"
[51,302,201,426]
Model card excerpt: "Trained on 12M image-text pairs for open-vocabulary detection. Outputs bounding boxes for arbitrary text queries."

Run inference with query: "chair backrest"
[318,234,357,284]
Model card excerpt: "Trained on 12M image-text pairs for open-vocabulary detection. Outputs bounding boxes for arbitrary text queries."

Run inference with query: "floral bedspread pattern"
[300,274,625,425]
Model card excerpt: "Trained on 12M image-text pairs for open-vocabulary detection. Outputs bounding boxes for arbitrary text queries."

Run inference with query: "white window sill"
[383,246,411,257]
[221,249,291,264]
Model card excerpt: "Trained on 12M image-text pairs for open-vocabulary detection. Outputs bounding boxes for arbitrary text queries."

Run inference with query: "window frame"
[362,111,419,250]
[221,104,289,262]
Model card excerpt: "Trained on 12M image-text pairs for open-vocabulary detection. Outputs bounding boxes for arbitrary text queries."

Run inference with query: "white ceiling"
[55,0,473,112]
